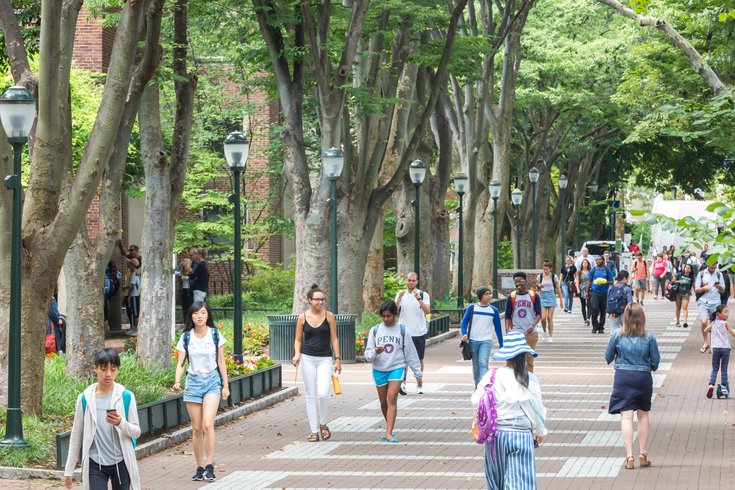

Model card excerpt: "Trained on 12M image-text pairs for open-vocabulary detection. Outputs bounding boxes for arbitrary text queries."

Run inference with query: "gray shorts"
[633,279,647,290]
[698,302,719,321]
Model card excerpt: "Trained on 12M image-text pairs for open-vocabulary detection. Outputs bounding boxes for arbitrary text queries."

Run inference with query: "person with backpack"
[505,272,542,372]
[604,303,660,470]
[537,260,564,343]
[631,253,648,306]
[64,348,141,490]
[104,261,122,332]
[587,256,616,334]
[461,286,504,387]
[471,332,547,489]
[292,284,342,443]
[173,301,229,482]
[695,263,726,354]
[365,300,422,443]
[607,271,634,330]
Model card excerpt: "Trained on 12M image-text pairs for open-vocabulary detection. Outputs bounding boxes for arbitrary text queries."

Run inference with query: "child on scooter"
[705,305,734,398]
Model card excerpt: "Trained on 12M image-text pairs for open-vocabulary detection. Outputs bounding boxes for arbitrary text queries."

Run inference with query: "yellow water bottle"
[332,370,342,395]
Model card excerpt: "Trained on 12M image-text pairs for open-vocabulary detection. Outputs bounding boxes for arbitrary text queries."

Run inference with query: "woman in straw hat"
[471,331,547,489]
[604,303,660,470]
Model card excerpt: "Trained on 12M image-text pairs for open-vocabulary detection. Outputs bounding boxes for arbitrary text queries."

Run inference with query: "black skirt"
[609,369,653,414]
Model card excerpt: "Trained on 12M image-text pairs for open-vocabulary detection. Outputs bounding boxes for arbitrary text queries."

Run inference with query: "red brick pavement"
[4,297,735,489]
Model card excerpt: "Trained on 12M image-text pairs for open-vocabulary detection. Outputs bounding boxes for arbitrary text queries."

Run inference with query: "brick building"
[72,7,289,298]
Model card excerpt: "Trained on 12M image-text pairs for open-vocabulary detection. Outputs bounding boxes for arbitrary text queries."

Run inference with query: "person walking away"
[576,259,592,327]
[704,305,733,398]
[461,287,504,387]
[631,253,648,305]
[64,348,141,490]
[673,264,694,328]
[365,300,423,443]
[651,253,667,300]
[471,332,547,489]
[505,272,542,372]
[292,284,342,442]
[587,256,615,334]
[173,302,229,481]
[720,270,731,306]
[695,263,726,353]
[189,248,209,303]
[395,272,430,394]
[560,256,577,314]
[607,271,633,330]
[537,260,563,343]
[604,303,660,470]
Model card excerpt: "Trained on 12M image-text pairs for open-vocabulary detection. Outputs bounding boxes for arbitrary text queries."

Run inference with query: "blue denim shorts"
[372,367,405,387]
[184,370,221,403]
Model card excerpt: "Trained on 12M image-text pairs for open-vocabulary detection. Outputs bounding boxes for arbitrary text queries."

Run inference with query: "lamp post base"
[0,408,28,447]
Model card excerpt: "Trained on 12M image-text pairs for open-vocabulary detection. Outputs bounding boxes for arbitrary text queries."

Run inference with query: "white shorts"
[698,302,718,321]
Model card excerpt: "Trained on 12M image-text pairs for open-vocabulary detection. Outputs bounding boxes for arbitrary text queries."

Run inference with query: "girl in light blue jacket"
[365,300,422,443]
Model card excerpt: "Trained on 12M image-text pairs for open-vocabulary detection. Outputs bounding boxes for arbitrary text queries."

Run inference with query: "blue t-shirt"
[589,266,615,294]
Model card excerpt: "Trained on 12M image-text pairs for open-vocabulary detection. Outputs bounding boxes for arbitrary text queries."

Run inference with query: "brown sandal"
[639,453,651,467]
[320,424,331,441]
[307,433,319,442]
[625,456,634,470]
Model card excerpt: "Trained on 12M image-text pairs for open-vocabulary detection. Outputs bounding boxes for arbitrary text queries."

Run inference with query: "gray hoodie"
[364,322,422,378]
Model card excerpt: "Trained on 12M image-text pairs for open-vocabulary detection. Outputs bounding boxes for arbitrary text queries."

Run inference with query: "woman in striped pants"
[471,332,548,489]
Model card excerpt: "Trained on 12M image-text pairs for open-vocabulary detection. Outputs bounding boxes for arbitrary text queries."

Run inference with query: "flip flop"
[383,437,399,443]
[700,345,710,353]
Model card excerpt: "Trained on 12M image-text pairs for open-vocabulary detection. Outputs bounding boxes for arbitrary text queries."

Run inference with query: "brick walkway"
[5,297,735,489]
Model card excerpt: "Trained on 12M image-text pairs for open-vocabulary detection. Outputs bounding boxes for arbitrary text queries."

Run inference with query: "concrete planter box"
[56,364,281,469]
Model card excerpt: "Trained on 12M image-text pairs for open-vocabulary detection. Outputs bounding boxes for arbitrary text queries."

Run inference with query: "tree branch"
[596,0,726,95]
[0,0,36,87]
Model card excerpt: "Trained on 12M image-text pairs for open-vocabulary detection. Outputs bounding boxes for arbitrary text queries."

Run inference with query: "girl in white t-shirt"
[173,302,229,482]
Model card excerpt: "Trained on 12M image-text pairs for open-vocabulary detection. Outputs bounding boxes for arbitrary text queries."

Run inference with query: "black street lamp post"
[323,148,344,313]
[454,173,468,308]
[224,131,250,362]
[511,188,523,269]
[529,165,540,267]
[409,160,427,276]
[488,180,502,299]
[0,85,36,447]
[559,175,568,267]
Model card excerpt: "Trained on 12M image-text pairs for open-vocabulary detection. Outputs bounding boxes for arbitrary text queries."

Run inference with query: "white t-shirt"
[396,289,429,336]
[176,327,226,375]
[696,269,724,305]
[129,272,140,298]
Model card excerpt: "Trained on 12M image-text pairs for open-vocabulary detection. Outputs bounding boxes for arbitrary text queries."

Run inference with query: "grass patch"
[0,410,67,469]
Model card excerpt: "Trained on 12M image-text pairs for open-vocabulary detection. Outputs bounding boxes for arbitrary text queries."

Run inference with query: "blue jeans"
[470,339,492,387]
[561,282,573,312]
[710,348,730,386]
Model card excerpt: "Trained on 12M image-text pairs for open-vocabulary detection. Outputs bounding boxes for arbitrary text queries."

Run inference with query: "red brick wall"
[72,7,115,73]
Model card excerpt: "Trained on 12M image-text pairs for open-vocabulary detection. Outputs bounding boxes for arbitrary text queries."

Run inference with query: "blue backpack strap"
[122,389,137,448]
[81,393,87,413]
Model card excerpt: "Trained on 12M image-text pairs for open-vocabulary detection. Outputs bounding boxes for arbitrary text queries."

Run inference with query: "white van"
[577,241,633,273]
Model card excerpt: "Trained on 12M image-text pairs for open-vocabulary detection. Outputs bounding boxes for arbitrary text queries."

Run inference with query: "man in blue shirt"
[587,256,615,334]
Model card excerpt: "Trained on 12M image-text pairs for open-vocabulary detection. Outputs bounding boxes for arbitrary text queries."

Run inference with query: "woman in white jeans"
[292,284,342,442]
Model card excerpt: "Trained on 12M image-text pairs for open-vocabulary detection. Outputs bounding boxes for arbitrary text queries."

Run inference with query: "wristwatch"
[334,356,342,360]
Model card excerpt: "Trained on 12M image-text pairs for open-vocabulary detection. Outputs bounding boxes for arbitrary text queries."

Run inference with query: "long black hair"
[184,301,214,332]
[508,354,529,388]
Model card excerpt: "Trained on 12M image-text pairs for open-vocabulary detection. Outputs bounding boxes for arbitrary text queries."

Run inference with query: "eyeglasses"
[311,297,326,302]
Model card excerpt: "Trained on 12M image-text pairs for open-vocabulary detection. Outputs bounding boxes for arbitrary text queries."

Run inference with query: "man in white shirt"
[695,263,726,353]
[575,247,592,271]
[395,272,430,394]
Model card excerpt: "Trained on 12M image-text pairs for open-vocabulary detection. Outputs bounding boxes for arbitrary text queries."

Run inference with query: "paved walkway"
[6,297,735,489]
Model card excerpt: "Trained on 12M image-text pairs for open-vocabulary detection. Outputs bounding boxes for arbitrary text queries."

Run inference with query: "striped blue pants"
[484,430,537,490]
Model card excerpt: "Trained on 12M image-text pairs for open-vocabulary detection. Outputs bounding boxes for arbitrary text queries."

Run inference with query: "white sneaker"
[540,336,548,343]
[548,337,553,343]
[416,385,423,394]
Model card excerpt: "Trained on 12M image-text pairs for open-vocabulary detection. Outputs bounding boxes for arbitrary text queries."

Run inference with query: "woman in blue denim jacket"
[604,303,660,471]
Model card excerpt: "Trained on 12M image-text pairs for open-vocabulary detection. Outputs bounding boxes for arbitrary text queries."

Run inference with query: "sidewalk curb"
[0,386,299,482]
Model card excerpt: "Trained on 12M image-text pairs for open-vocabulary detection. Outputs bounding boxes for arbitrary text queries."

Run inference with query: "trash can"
[268,314,357,363]
[335,314,357,363]
[267,314,298,363]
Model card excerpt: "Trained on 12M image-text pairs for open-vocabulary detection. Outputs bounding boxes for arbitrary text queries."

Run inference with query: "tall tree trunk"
[362,207,385,313]
[136,84,174,368]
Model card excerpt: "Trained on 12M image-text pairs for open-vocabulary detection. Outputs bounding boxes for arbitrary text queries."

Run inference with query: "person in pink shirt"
[652,253,668,300]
